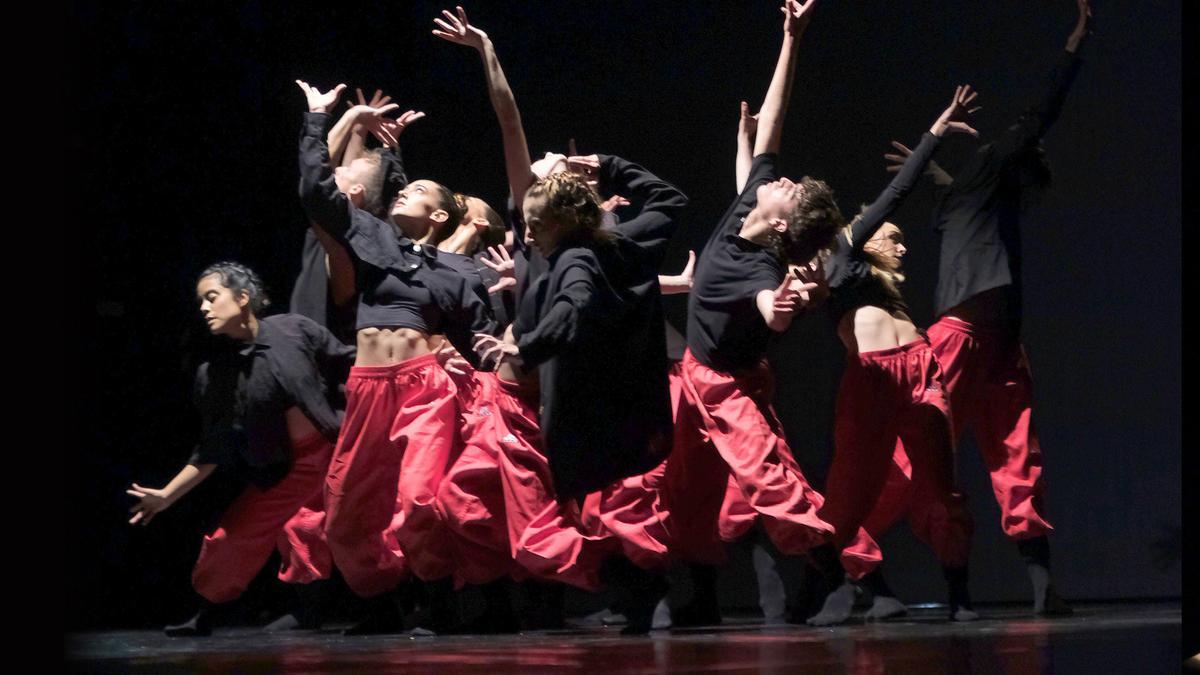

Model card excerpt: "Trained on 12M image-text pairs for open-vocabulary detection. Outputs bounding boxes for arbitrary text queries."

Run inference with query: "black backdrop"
[72,1,1180,629]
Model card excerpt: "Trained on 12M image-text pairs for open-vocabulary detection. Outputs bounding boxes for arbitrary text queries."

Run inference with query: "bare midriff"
[355,327,433,366]
[940,286,1008,328]
[838,305,924,356]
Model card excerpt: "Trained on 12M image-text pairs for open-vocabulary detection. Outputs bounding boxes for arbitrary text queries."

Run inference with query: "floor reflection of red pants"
[819,340,972,568]
[928,316,1053,540]
[192,432,333,603]
[324,354,460,598]
[662,350,881,577]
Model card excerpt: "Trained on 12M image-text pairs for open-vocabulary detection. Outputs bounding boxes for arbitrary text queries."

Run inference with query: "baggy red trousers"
[192,432,334,603]
[927,316,1053,540]
[437,369,520,587]
[324,354,460,597]
[497,377,622,592]
[818,339,972,568]
[660,350,881,577]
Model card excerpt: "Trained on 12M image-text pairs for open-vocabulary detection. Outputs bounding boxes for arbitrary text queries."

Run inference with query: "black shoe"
[602,558,668,636]
[164,607,212,637]
[404,577,459,635]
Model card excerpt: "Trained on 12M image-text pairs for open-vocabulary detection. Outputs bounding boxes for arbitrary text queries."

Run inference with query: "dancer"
[127,262,355,636]
[435,5,688,634]
[807,85,982,626]
[663,0,882,624]
[879,0,1091,616]
[297,79,494,633]
[291,89,415,342]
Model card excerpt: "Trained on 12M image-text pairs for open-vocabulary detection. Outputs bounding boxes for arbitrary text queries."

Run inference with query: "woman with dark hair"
[804,86,983,626]
[127,262,355,636]
[296,80,495,633]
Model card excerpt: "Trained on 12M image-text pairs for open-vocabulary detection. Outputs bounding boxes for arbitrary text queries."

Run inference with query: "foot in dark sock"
[864,596,908,621]
[1028,564,1073,616]
[344,595,404,635]
[806,582,858,626]
[262,613,300,632]
[164,607,213,637]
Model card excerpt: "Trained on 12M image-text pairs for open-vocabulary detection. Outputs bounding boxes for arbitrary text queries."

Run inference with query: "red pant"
[927,316,1053,539]
[324,354,460,597]
[819,340,972,568]
[661,350,881,577]
[437,369,517,587]
[192,433,333,603]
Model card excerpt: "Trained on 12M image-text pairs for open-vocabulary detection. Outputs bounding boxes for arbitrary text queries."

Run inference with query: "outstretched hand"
[366,110,426,148]
[790,258,828,308]
[481,245,517,294]
[296,80,347,114]
[127,483,170,526]
[600,195,631,212]
[473,332,521,371]
[781,0,818,37]
[930,84,981,137]
[432,5,489,51]
[885,140,955,185]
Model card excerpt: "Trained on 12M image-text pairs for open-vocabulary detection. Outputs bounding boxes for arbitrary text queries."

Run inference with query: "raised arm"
[297,80,356,239]
[753,0,817,157]
[588,153,688,262]
[433,6,537,212]
[849,85,980,248]
[993,0,1090,159]
[736,101,759,192]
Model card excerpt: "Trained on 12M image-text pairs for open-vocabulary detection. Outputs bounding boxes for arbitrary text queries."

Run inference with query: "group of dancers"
[127,0,1091,637]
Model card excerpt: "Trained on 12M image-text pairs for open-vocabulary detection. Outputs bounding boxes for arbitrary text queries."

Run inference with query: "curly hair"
[524,172,613,246]
[198,261,271,314]
[777,176,845,265]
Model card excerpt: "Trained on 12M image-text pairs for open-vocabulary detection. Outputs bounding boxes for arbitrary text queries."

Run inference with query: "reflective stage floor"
[67,602,1182,673]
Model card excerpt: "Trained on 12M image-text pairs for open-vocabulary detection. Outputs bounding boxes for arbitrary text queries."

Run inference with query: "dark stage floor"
[68,602,1182,673]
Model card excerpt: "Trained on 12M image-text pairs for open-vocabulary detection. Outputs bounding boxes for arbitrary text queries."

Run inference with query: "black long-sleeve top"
[297,112,497,365]
[290,147,407,344]
[686,154,788,372]
[189,313,356,488]
[825,132,942,323]
[511,154,689,305]
[511,160,685,500]
[931,50,1082,330]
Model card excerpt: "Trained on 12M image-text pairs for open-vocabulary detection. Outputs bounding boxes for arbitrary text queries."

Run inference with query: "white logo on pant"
[501,433,518,444]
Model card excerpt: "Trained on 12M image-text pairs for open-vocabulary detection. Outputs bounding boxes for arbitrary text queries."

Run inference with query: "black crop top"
[298,112,497,363]
[825,132,941,323]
